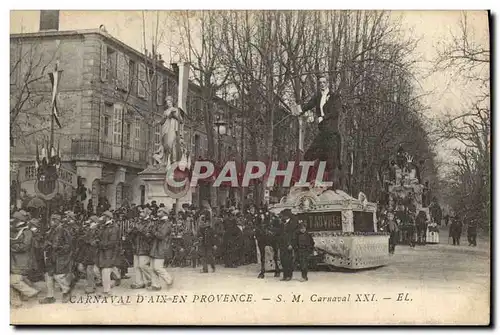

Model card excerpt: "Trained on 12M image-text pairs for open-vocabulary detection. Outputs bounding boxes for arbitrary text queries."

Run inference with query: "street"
[11,228,490,325]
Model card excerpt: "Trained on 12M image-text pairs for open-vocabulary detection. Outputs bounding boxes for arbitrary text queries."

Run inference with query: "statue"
[153,96,187,167]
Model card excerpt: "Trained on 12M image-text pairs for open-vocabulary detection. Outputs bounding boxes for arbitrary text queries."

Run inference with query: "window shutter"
[100,99,105,140]
[113,104,123,145]
[134,118,141,149]
[100,43,107,82]
[138,63,146,98]
[117,53,124,90]
[124,55,130,92]
[10,43,19,86]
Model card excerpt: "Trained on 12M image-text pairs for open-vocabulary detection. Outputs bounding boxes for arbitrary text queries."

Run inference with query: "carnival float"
[269,187,390,270]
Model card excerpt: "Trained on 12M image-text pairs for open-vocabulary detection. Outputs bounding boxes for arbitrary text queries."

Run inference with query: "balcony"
[71,137,147,169]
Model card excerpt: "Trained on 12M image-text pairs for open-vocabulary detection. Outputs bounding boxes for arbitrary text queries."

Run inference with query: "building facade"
[10,24,238,211]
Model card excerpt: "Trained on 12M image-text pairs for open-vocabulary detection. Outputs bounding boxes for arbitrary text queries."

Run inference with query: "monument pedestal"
[138,164,192,210]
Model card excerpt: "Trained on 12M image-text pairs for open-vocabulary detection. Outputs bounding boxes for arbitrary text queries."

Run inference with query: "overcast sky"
[10,10,490,169]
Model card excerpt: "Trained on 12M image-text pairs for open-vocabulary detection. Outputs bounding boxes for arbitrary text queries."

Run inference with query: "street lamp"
[214,114,228,162]
[214,114,228,207]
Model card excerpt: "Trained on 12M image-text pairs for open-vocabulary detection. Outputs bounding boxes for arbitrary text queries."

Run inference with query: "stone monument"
[138,63,192,210]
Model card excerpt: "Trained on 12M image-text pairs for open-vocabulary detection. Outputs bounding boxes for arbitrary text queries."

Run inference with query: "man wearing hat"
[79,216,101,293]
[11,217,39,305]
[39,213,74,304]
[294,221,315,282]
[97,211,121,295]
[279,209,298,281]
[144,214,173,290]
[130,211,152,289]
[223,211,242,268]
[197,215,217,273]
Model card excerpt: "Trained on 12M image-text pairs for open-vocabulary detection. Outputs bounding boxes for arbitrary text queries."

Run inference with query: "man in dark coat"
[386,212,399,254]
[39,214,74,304]
[294,222,315,282]
[467,220,478,247]
[80,216,100,293]
[198,216,217,273]
[280,209,298,281]
[144,214,173,290]
[241,217,257,265]
[450,217,463,246]
[131,212,152,289]
[97,211,121,295]
[11,220,40,305]
[223,213,242,268]
[294,74,345,188]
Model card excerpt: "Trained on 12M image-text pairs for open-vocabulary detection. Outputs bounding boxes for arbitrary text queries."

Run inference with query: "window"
[103,116,110,138]
[154,124,161,152]
[129,60,136,93]
[125,122,132,146]
[100,43,107,82]
[107,48,117,82]
[138,63,146,98]
[116,53,129,91]
[134,118,141,149]
[102,103,113,139]
[113,104,123,145]
[10,43,19,86]
[25,165,36,180]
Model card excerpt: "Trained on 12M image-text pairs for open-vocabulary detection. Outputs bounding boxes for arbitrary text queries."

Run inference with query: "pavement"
[11,227,490,325]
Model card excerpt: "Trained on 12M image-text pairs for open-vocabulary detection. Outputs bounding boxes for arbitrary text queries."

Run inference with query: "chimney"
[39,10,60,31]
[158,54,164,67]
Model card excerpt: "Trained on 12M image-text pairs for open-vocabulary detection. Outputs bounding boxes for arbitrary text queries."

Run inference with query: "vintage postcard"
[9,10,490,325]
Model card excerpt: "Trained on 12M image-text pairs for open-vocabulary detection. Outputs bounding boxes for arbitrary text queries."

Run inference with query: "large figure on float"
[292,73,345,190]
[262,72,390,274]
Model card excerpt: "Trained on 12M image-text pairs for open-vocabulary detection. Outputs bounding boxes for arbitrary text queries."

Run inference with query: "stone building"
[10,12,238,211]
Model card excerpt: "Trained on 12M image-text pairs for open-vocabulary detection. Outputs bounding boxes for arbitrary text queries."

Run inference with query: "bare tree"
[433,12,490,228]
[10,40,59,146]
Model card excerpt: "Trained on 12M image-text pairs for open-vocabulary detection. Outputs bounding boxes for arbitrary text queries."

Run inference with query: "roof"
[10,28,241,120]
[10,28,177,78]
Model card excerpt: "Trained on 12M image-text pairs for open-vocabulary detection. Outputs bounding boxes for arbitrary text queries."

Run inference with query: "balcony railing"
[71,137,147,166]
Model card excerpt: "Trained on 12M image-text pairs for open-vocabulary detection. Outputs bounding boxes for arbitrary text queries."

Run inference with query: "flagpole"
[50,62,58,151]
[45,62,58,234]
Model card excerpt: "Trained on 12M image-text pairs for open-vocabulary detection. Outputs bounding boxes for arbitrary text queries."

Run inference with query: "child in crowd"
[295,222,315,282]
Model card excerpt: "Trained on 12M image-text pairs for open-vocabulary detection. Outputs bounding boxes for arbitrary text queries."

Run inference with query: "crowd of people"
[11,191,479,307]
[10,197,308,307]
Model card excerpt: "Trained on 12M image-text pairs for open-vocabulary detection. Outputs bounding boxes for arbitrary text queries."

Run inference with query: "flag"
[177,63,189,113]
[35,141,40,170]
[298,116,304,152]
[350,152,354,175]
[41,144,47,161]
[48,67,63,129]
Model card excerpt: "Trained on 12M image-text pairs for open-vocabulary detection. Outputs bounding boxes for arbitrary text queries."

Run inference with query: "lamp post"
[214,114,227,207]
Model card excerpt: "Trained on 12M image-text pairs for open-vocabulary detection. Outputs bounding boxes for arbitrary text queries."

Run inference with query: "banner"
[177,62,190,113]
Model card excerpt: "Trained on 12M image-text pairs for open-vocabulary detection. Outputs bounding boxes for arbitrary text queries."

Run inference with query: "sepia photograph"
[8,9,491,325]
